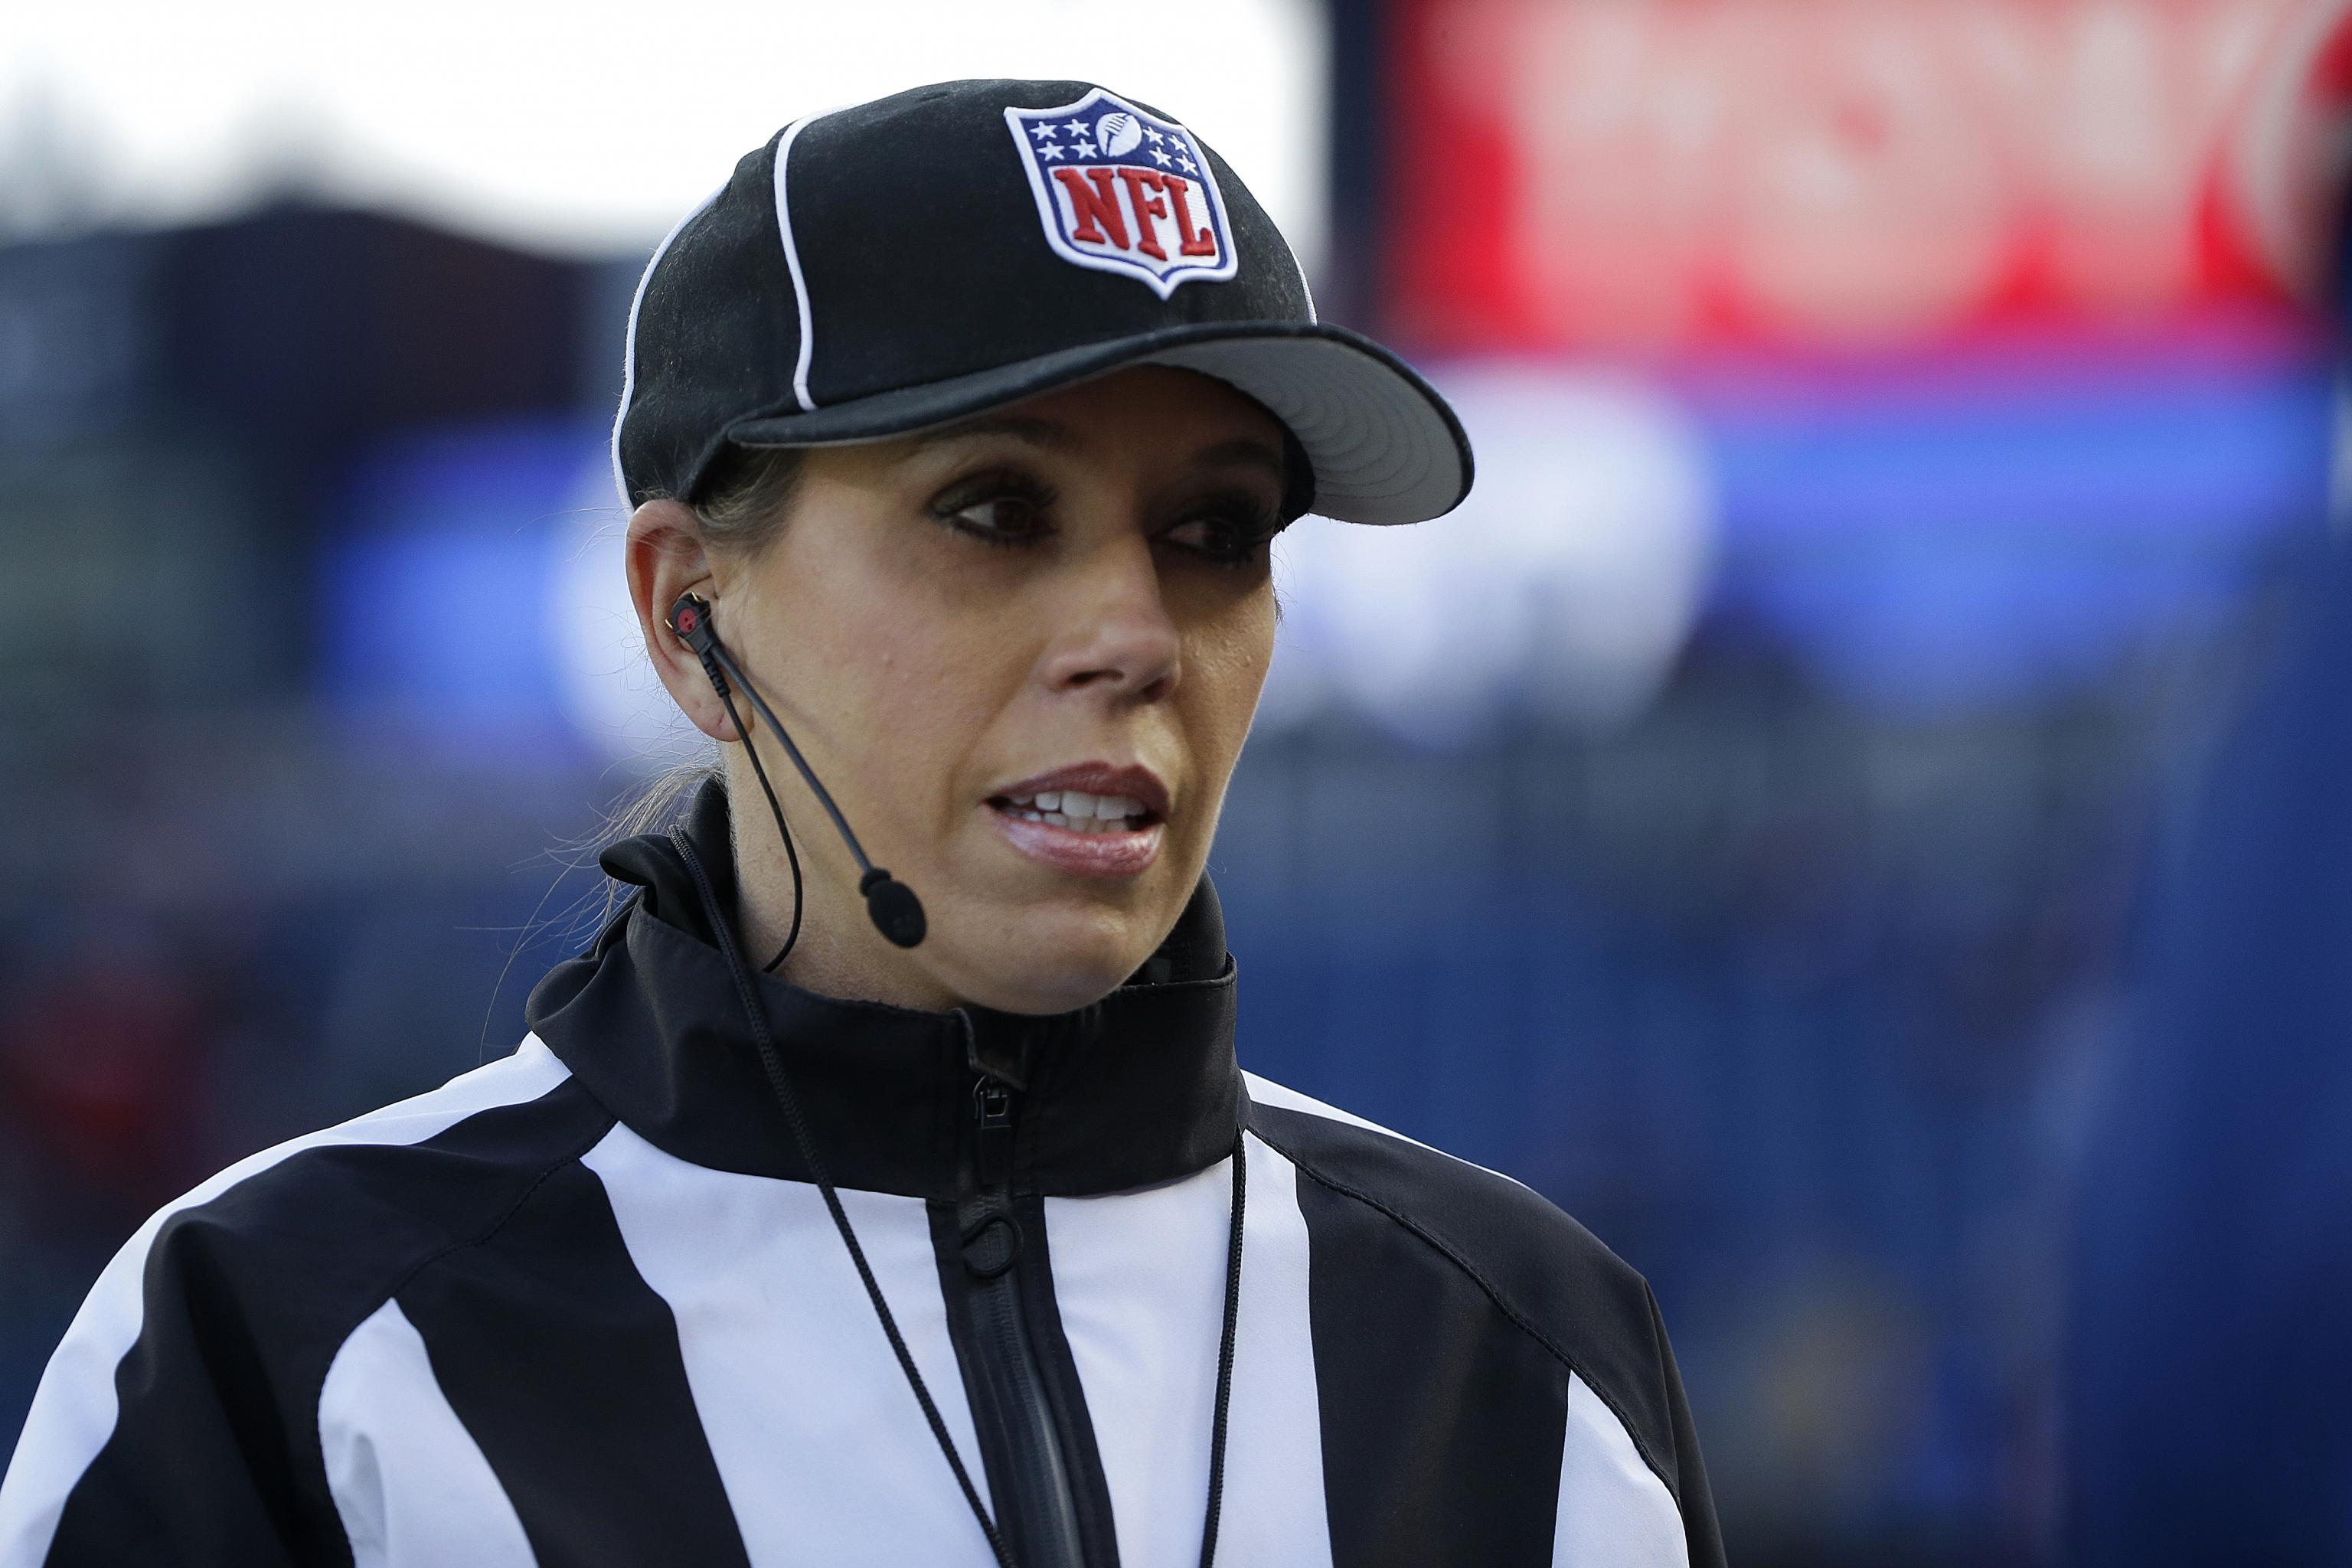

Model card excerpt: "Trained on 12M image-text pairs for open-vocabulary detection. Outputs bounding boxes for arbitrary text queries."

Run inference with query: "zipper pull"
[973,1076,1016,1192]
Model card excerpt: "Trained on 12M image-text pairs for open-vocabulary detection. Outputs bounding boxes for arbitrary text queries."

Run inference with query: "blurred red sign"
[1390,0,2352,351]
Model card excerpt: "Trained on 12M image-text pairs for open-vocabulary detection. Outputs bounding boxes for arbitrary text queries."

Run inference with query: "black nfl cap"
[612,79,1472,525]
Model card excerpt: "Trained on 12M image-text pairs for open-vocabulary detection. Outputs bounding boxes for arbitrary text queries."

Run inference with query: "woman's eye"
[951,496,1044,539]
[930,477,1057,546]
[1165,511,1276,566]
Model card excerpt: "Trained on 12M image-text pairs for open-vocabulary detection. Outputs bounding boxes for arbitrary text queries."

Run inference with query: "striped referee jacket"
[0,789,1725,1567]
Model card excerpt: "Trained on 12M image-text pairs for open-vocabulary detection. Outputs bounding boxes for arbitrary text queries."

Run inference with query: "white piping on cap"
[773,106,851,413]
[610,180,727,506]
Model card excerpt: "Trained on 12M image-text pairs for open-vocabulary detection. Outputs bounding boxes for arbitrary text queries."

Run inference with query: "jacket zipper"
[959,1074,1088,1568]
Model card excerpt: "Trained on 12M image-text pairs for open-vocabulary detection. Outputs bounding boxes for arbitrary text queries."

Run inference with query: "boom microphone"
[665,592,927,951]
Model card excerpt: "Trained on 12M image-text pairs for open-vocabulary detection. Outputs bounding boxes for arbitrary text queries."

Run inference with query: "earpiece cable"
[670,593,923,950]
[704,672,804,971]
[702,638,874,877]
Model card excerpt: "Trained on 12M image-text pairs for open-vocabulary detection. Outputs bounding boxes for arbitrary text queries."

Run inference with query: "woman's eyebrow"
[1188,438,1286,480]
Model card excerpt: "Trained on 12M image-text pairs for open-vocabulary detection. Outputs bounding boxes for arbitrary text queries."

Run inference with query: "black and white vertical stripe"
[2,1045,1706,1567]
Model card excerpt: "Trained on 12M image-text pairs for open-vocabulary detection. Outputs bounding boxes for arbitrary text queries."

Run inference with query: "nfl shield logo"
[1004,89,1238,299]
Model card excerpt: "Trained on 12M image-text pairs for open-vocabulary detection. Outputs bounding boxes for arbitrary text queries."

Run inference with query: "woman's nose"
[1038,538,1181,704]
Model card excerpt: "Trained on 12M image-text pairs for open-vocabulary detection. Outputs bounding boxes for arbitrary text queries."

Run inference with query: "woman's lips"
[988,804,1165,877]
[989,763,1171,819]
[984,760,1171,877]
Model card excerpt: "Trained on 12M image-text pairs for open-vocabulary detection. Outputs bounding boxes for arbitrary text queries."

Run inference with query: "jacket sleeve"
[0,1206,335,1568]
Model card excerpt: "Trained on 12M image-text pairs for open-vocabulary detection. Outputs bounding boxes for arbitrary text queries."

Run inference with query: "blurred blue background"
[6,2,2352,1562]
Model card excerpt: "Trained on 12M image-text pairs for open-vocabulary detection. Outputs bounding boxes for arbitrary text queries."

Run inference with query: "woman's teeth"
[998,789,1148,833]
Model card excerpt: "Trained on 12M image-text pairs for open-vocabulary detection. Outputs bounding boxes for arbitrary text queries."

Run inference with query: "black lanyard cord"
[674,808,1244,1568]
[1199,1128,1245,1568]
[673,828,1011,1568]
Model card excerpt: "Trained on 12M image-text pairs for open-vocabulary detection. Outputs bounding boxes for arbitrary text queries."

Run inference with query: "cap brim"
[722,320,1472,525]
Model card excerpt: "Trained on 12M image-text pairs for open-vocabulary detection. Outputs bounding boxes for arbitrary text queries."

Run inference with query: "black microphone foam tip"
[859,870,927,949]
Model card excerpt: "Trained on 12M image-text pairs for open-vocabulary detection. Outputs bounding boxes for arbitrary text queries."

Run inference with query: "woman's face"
[633,366,1289,1014]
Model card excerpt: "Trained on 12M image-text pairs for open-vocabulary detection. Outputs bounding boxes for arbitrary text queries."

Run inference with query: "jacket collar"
[524,779,1243,1200]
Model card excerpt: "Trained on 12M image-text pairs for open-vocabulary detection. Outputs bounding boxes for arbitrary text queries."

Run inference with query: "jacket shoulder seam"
[1253,1121,1682,1508]
[381,1105,618,1305]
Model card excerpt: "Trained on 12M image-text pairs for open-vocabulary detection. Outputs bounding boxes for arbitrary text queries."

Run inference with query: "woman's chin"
[926,900,1159,1016]
[945,952,1138,1016]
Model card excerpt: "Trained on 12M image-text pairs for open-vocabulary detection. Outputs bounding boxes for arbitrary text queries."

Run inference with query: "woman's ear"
[626,498,742,743]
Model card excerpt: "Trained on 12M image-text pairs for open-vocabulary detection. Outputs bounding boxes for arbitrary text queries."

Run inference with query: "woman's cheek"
[880,628,1022,835]
[1189,613,1276,737]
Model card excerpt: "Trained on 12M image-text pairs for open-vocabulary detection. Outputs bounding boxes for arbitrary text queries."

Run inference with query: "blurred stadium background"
[5,2,2350,1561]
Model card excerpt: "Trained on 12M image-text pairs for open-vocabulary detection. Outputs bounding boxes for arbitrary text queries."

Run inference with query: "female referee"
[0,80,1723,1568]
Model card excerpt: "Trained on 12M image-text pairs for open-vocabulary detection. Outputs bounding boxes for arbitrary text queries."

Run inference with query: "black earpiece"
[667,592,719,658]
[668,592,927,952]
